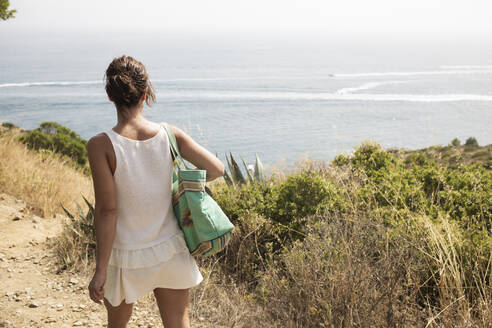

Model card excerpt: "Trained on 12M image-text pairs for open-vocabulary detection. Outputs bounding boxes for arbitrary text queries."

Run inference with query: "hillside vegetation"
[397,136,492,169]
[1,121,491,327]
[0,123,92,218]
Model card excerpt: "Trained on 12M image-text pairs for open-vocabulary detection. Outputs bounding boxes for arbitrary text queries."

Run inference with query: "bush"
[1,122,18,129]
[349,141,398,180]
[465,137,479,147]
[213,180,270,222]
[256,213,425,327]
[471,151,489,159]
[403,152,433,167]
[50,197,96,271]
[450,137,461,147]
[200,212,277,284]
[464,137,479,152]
[212,170,346,265]
[332,141,492,231]
[264,169,338,227]
[255,209,491,327]
[19,121,88,167]
[439,163,492,231]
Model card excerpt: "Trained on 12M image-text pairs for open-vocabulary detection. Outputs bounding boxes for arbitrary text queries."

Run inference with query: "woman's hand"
[88,268,107,304]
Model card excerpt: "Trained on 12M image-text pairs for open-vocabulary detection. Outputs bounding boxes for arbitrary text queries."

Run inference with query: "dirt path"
[0,193,168,327]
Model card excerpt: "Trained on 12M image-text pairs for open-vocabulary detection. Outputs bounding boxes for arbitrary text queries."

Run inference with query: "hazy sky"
[3,0,492,40]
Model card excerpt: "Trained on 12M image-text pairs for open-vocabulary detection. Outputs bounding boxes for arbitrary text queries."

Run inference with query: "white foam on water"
[154,75,336,82]
[2,66,492,88]
[0,81,101,88]
[335,81,404,95]
[440,65,492,70]
[0,77,328,86]
[158,91,492,102]
[334,69,492,78]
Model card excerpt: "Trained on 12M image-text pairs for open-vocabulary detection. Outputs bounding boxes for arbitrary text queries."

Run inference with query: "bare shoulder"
[167,124,192,148]
[168,124,185,139]
[164,123,224,181]
[87,132,111,153]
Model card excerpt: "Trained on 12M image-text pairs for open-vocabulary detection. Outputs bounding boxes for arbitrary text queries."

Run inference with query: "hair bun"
[104,55,156,109]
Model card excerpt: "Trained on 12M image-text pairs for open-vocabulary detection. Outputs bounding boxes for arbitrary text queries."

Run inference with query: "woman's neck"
[116,103,145,126]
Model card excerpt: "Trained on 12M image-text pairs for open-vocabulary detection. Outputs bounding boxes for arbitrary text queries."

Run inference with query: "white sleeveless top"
[103,123,189,269]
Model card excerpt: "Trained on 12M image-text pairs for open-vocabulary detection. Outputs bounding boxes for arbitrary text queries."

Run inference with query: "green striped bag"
[161,122,234,257]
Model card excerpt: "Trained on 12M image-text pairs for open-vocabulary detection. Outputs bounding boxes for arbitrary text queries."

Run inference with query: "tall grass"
[254,204,491,327]
[0,128,93,217]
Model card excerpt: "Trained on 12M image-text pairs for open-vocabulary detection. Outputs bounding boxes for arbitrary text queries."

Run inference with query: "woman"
[86,55,224,328]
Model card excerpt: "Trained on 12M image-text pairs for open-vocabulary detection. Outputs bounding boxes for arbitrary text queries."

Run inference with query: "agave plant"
[223,152,265,186]
[60,195,96,251]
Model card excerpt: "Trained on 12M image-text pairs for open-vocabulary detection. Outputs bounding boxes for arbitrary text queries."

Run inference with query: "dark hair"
[104,55,156,110]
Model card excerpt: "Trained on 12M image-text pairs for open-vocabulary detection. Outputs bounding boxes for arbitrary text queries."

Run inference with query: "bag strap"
[160,122,191,170]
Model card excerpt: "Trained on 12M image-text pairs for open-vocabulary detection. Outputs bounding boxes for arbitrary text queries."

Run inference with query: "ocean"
[1,31,491,169]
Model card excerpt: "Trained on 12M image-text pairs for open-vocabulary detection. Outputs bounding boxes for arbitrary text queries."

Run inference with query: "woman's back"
[104,122,181,250]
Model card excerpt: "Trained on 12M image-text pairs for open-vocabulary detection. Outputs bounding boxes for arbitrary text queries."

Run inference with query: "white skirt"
[103,232,203,307]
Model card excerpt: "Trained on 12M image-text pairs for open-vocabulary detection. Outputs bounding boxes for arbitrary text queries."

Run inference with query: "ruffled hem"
[108,232,190,269]
[103,250,204,306]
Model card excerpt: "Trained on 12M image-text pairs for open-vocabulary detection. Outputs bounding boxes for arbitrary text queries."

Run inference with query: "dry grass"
[254,211,491,327]
[256,212,424,327]
[416,215,492,327]
[189,261,273,328]
[0,127,93,218]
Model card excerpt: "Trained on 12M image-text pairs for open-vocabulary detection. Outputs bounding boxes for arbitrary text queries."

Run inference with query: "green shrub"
[465,137,479,147]
[19,121,88,167]
[450,138,461,147]
[331,153,351,167]
[403,152,433,167]
[212,170,345,256]
[471,150,489,159]
[1,122,18,129]
[464,137,479,152]
[439,163,492,231]
[265,169,334,224]
[412,163,445,201]
[213,181,269,222]
[447,155,461,166]
[349,142,398,180]
[439,145,453,154]
[331,141,492,230]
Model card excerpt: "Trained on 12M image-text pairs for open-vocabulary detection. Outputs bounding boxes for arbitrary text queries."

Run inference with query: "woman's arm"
[170,125,225,182]
[86,134,118,274]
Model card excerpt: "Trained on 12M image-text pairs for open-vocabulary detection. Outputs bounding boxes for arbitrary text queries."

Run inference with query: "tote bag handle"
[161,122,191,171]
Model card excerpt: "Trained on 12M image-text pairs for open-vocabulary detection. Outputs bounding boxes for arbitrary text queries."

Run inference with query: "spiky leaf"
[225,154,235,185]
[223,169,233,186]
[60,203,75,221]
[254,153,265,182]
[229,152,246,185]
[82,194,94,217]
[241,156,254,184]
[76,202,84,219]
